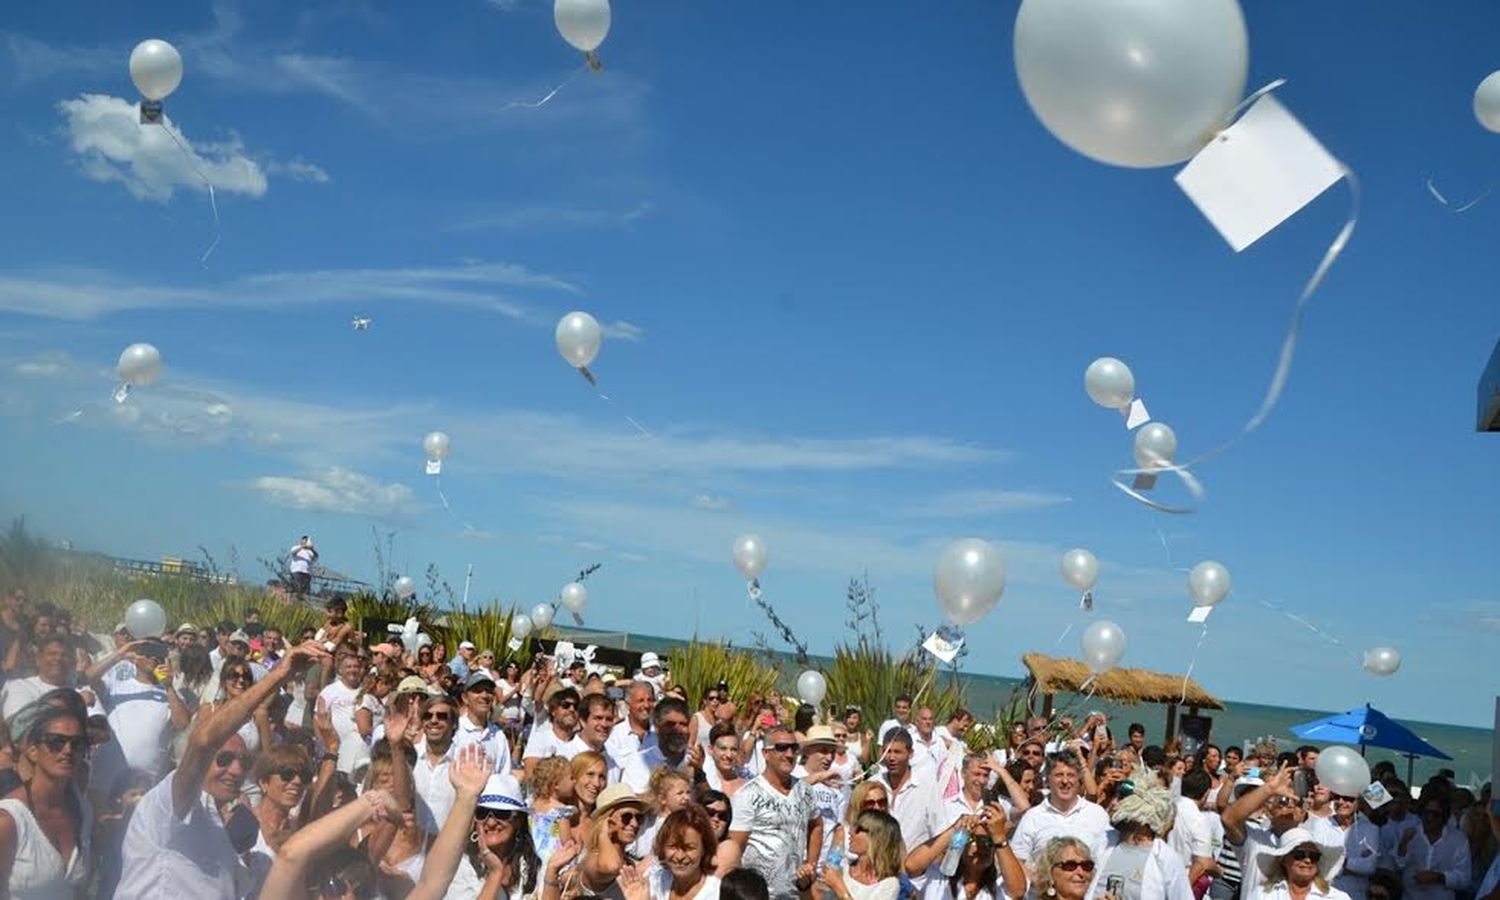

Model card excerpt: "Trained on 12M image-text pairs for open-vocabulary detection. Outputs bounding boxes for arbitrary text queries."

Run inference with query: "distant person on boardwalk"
[288,536,318,596]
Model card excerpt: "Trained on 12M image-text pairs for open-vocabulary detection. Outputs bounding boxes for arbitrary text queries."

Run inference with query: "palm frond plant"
[445,602,525,665]
[347,591,448,648]
[666,639,780,709]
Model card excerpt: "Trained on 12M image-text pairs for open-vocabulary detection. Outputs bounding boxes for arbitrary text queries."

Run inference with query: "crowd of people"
[0,587,1495,900]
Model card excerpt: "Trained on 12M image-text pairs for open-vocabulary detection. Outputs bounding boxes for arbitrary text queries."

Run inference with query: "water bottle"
[939,828,969,877]
[826,845,844,869]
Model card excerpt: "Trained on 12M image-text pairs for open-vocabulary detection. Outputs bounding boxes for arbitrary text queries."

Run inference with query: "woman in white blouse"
[646,807,722,900]
[818,809,905,900]
[1250,828,1350,900]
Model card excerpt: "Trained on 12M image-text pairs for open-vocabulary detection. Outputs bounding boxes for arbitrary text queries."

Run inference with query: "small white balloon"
[1475,71,1500,133]
[423,431,451,462]
[1084,357,1135,410]
[129,39,184,101]
[415,633,433,649]
[511,612,533,639]
[124,598,167,639]
[394,576,417,600]
[554,0,611,53]
[1315,745,1372,798]
[555,311,603,370]
[1081,619,1127,672]
[731,534,768,580]
[1014,0,1249,168]
[560,582,588,614]
[1187,561,1232,607]
[1133,422,1178,469]
[1059,548,1100,593]
[933,538,1007,627]
[797,670,827,706]
[117,343,163,386]
[531,602,556,631]
[1362,646,1401,677]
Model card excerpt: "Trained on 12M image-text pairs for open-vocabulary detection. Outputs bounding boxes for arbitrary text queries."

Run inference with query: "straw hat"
[592,783,648,820]
[801,725,840,749]
[1254,828,1345,884]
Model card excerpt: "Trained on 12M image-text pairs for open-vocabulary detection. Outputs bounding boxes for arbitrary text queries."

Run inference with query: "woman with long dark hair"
[0,694,93,896]
[444,772,541,898]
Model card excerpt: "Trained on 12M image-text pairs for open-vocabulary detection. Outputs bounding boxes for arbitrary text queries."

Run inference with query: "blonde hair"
[853,810,904,880]
[1032,836,1092,898]
[533,756,570,801]
[647,766,692,812]
[847,780,889,827]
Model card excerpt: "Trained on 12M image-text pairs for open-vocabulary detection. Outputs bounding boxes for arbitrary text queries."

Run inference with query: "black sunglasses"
[1053,860,1096,873]
[1288,849,1323,863]
[275,767,311,783]
[557,700,578,709]
[475,808,519,822]
[215,750,253,769]
[705,807,731,821]
[38,733,91,756]
[423,710,453,722]
[225,670,252,683]
[769,742,799,753]
[616,810,642,825]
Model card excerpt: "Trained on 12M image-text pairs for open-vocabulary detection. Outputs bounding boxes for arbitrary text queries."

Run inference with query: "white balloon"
[423,431,451,462]
[1014,0,1249,168]
[1084,357,1135,410]
[1315,745,1371,798]
[531,602,556,631]
[1362,646,1401,677]
[511,612,533,639]
[1059,548,1100,592]
[415,633,433,649]
[1081,619,1127,672]
[1133,422,1178,469]
[1475,71,1500,133]
[554,0,611,53]
[732,534,768,580]
[124,598,167,639]
[1187,560,1232,607]
[797,670,827,706]
[933,538,1007,627]
[560,582,588,613]
[555,311,603,369]
[117,343,163,386]
[129,39,184,101]
[394,575,417,600]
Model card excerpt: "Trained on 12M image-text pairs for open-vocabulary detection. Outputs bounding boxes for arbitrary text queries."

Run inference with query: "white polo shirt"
[116,772,245,899]
[1010,796,1111,864]
[607,719,657,759]
[453,714,513,774]
[876,768,942,886]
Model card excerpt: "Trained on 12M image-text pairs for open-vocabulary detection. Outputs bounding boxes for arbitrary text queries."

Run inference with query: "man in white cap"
[454,670,513,775]
[449,641,476,680]
[634,651,665,697]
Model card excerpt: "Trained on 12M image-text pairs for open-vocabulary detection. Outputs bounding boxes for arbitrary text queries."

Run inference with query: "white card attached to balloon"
[1124,399,1151,430]
[923,630,964,664]
[1186,605,1212,624]
[1175,95,1343,253]
[425,460,441,475]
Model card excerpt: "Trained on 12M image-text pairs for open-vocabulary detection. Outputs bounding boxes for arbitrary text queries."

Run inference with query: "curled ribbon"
[157,122,221,266]
[1115,81,1362,514]
[1426,177,1490,213]
[499,65,588,114]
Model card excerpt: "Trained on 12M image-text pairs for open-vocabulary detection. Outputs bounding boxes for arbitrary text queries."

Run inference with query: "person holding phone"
[1093,766,1195,900]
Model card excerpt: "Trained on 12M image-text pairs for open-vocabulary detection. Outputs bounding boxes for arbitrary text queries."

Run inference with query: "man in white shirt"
[1394,795,1471,900]
[729,726,823,900]
[620,697,703,792]
[567,693,625,782]
[288,535,317,595]
[607,680,657,760]
[90,639,191,793]
[909,706,945,776]
[876,694,913,746]
[452,671,513,775]
[1010,749,1112,867]
[117,640,328,899]
[412,692,462,834]
[875,729,942,887]
[1222,763,1311,900]
[523,685,582,778]
[1311,790,1381,900]
[1171,769,1221,884]
[0,633,77,720]
[946,753,997,826]
[317,650,369,744]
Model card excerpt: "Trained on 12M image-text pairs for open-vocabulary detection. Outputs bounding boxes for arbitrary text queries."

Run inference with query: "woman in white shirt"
[1092,770,1195,900]
[648,807,722,900]
[0,696,93,898]
[1397,796,1472,900]
[903,805,1027,900]
[1251,828,1351,900]
[443,772,541,900]
[818,809,905,900]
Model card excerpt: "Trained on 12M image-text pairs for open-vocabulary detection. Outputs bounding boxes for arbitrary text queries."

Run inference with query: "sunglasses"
[616,811,642,826]
[853,825,868,835]
[38,734,91,756]
[1288,849,1323,863]
[705,694,723,703]
[705,807,731,821]
[475,808,519,822]
[423,711,453,722]
[769,742,799,754]
[215,750,253,769]
[274,767,311,783]
[557,700,578,710]
[1053,860,1096,873]
[1267,796,1301,809]
[225,671,252,683]
[862,798,889,809]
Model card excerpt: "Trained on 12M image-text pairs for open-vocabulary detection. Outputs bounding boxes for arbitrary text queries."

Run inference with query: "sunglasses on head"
[1288,848,1323,863]
[275,767,311,783]
[38,733,91,756]
[475,808,518,822]
[1053,860,1096,873]
[214,750,253,769]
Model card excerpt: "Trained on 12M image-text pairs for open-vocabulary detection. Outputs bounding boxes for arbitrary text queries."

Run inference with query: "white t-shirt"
[647,866,720,900]
[453,714,514,774]
[524,723,578,761]
[413,740,457,835]
[731,775,819,900]
[289,545,316,575]
[103,676,175,775]
[0,675,71,719]
[116,771,245,899]
[620,746,693,794]
[1010,797,1112,864]
[318,679,363,742]
[1170,797,1215,865]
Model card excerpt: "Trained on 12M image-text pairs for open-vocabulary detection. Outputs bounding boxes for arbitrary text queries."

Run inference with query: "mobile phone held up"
[1106,875,1125,899]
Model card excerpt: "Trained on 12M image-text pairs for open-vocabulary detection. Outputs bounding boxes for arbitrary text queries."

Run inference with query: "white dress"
[0,797,91,900]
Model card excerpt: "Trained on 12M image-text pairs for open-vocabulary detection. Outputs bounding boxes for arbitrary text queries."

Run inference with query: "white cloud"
[252,466,418,517]
[264,157,331,184]
[11,351,72,378]
[2,33,116,83]
[910,489,1073,518]
[690,494,733,512]
[57,94,269,202]
[601,320,646,342]
[451,202,653,233]
[573,540,608,552]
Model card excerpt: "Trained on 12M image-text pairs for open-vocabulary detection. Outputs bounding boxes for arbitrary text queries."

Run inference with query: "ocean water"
[556,626,1494,787]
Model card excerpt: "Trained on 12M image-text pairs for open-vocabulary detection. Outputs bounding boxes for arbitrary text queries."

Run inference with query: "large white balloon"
[555,311,603,370]
[1362,646,1401,677]
[1315,745,1371,798]
[1133,422,1178,469]
[117,343,163,386]
[394,576,417,600]
[511,612,533,639]
[1084,357,1135,410]
[1059,548,1100,593]
[554,0,611,53]
[129,39,183,101]
[934,538,1007,627]
[797,670,827,706]
[1475,71,1500,133]
[1081,619,1127,672]
[560,582,588,614]
[423,431,451,462]
[1014,0,1249,168]
[1187,561,1232,607]
[731,535,768,580]
[531,602,556,631]
[125,598,167,639]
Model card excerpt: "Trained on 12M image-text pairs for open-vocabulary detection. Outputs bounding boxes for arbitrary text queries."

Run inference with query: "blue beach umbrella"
[1289,703,1451,783]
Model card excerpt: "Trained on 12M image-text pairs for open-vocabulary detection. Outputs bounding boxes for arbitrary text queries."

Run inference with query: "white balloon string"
[157,122,222,266]
[1180,620,1211,705]
[498,65,587,114]
[589,382,655,439]
[1254,598,1361,663]
[1115,142,1361,514]
[1051,617,1077,651]
[1425,177,1491,213]
[433,473,479,536]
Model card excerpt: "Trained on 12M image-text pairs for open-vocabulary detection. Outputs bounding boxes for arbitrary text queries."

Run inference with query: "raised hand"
[983,802,1012,841]
[313,697,339,754]
[449,742,491,797]
[547,837,582,877]
[287,640,333,672]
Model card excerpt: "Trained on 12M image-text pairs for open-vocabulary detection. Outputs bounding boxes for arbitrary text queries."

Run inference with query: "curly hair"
[1032,836,1093,898]
[532,756,571,801]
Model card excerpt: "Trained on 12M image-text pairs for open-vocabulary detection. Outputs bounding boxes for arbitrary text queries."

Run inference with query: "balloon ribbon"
[1425,177,1490,213]
[156,121,221,266]
[499,65,588,114]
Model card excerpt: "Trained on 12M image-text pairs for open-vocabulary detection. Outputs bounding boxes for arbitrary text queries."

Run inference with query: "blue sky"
[1,1,1497,727]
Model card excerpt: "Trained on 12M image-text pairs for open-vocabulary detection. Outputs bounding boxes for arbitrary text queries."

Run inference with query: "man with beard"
[412,691,463,834]
[523,685,582,779]
[116,641,328,899]
[454,670,513,775]
[729,726,822,900]
[620,697,704,793]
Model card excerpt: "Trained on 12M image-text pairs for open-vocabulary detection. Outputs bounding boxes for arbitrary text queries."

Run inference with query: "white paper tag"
[923,631,964,664]
[507,637,523,652]
[1124,398,1151,430]
[1176,94,1344,253]
[425,460,442,475]
[1187,605,1213,623]
[1362,781,1392,809]
[113,383,131,404]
